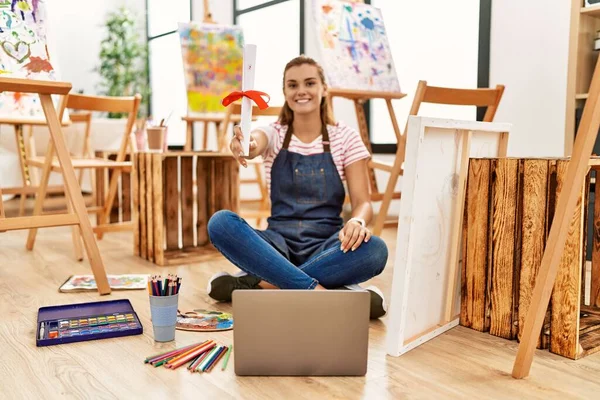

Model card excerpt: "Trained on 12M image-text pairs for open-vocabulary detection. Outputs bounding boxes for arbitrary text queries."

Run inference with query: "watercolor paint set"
[36,299,143,347]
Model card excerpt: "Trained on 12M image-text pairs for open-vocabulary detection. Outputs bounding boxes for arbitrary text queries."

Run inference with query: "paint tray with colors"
[36,299,143,347]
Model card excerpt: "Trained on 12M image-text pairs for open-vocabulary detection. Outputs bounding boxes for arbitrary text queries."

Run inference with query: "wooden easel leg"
[68,196,84,261]
[185,121,192,151]
[203,121,209,150]
[0,186,5,232]
[512,57,600,378]
[372,100,406,236]
[14,124,30,216]
[38,93,110,295]
[26,140,54,250]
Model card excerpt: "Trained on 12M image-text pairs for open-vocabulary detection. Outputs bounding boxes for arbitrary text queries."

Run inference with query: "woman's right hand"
[230,125,257,168]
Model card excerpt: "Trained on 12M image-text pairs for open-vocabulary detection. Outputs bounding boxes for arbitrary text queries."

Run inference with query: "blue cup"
[149,293,179,342]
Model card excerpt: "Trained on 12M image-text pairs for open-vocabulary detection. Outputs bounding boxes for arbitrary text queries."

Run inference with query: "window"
[147,1,192,147]
[235,0,303,109]
[369,0,481,148]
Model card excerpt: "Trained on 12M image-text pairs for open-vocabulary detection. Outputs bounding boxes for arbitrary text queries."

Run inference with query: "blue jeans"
[207,210,388,289]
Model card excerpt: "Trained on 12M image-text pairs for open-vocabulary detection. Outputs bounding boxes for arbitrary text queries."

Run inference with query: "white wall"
[47,0,145,94]
[489,0,571,157]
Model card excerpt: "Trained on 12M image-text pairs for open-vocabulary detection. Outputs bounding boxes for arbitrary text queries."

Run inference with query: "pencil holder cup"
[149,293,179,342]
[146,126,167,152]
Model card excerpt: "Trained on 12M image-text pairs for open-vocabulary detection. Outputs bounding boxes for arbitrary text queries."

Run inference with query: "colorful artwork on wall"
[178,22,244,115]
[0,0,62,122]
[313,0,401,93]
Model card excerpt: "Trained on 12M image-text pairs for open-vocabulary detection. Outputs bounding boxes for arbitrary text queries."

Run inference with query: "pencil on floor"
[206,346,228,372]
[189,348,212,372]
[196,346,219,372]
[221,345,232,371]
[145,342,205,364]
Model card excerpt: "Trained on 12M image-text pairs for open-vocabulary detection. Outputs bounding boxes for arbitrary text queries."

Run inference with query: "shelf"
[576,93,589,99]
[581,4,600,17]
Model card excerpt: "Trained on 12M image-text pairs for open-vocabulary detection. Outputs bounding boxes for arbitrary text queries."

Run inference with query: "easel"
[0,77,110,295]
[182,0,238,151]
[2,119,70,216]
[327,88,406,236]
[511,51,600,378]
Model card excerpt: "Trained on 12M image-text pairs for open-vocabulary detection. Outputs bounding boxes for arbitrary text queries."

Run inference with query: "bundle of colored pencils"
[144,340,232,373]
[148,274,181,296]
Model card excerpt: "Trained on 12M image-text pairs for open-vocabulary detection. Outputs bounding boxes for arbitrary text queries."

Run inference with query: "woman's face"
[283,64,326,117]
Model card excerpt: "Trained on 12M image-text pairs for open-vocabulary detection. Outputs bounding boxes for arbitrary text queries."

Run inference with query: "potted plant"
[92,6,149,151]
[97,6,149,116]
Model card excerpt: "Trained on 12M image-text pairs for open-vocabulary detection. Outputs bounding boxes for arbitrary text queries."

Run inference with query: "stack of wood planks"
[461,157,600,360]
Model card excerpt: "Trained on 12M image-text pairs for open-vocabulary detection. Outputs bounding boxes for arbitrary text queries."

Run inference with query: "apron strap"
[282,123,331,153]
[321,124,330,153]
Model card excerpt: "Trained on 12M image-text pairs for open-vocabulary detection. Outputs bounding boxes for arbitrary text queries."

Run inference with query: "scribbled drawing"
[0,0,61,121]
[59,274,149,292]
[313,0,400,93]
[178,22,244,114]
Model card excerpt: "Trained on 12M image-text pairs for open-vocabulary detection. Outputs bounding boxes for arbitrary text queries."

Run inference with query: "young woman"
[206,55,388,319]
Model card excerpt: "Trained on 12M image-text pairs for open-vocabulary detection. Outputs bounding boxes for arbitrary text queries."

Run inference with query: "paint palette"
[36,299,143,347]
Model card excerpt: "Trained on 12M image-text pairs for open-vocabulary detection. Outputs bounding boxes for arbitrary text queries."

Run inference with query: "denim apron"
[256,124,346,266]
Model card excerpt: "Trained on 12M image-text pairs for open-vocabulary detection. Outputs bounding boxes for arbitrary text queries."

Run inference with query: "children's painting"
[0,0,61,121]
[59,274,149,293]
[178,22,244,115]
[313,0,400,93]
[176,309,234,332]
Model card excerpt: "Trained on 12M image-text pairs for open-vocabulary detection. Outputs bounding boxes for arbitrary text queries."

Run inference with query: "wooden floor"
[1,201,600,399]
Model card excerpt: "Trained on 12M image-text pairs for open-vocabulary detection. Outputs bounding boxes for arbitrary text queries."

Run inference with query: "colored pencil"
[189,349,211,372]
[149,346,204,364]
[221,345,232,371]
[167,342,216,369]
[147,274,181,296]
[196,346,219,372]
[164,342,211,366]
[206,346,228,372]
[199,346,222,372]
[145,342,203,363]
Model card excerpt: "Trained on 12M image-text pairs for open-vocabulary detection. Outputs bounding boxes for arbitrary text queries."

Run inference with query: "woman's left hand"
[339,220,371,253]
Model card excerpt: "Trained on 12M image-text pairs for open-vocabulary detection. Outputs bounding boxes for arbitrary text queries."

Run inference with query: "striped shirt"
[255,122,371,192]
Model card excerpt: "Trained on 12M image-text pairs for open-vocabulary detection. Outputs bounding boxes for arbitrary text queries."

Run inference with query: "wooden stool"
[182,115,242,151]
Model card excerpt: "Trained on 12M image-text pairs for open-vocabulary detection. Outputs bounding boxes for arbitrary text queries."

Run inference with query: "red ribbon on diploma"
[221,90,270,110]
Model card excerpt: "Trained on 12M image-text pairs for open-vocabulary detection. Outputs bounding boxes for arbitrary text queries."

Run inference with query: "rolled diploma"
[240,44,257,156]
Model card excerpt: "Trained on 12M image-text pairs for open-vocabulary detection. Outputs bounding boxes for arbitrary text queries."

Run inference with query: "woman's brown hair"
[278,55,335,128]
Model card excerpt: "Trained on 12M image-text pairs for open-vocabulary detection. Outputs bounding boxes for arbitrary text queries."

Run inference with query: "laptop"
[232,289,370,376]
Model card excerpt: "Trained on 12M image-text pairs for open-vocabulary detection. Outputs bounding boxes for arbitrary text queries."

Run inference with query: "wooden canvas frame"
[386,116,510,357]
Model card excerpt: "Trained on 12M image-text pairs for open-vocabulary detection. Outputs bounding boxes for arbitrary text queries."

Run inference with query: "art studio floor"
[1,199,599,399]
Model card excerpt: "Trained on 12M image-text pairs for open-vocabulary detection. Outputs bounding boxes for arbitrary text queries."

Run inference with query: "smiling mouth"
[295,99,310,104]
